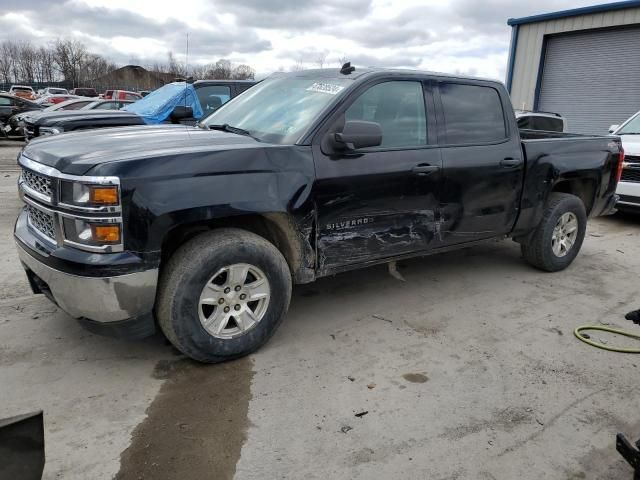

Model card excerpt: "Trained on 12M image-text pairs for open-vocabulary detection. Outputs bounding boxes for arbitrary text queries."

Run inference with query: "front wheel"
[156,228,292,363]
[521,192,587,272]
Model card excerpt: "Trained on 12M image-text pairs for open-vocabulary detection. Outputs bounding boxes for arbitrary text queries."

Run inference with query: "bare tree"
[17,41,38,83]
[167,51,186,77]
[209,59,232,79]
[315,52,328,69]
[53,38,87,86]
[336,55,348,67]
[0,41,15,83]
[232,64,255,80]
[290,60,304,72]
[190,64,209,80]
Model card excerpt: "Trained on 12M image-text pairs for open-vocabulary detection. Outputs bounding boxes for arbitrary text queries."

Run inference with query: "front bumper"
[17,241,158,324]
[616,181,640,210]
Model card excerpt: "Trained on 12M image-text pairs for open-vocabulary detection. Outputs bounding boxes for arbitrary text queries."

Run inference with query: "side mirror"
[333,120,382,150]
[169,105,193,123]
[609,124,619,134]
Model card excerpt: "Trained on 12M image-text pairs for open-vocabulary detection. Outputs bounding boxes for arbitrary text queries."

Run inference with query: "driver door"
[312,78,442,274]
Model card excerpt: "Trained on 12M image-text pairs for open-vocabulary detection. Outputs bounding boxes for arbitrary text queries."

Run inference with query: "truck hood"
[619,134,640,157]
[22,124,265,175]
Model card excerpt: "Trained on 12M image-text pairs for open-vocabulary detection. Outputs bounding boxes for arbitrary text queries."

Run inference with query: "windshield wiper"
[619,132,640,135]
[208,123,261,141]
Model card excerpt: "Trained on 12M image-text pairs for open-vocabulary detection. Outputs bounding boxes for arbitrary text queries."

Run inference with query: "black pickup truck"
[14,67,623,362]
[23,79,256,139]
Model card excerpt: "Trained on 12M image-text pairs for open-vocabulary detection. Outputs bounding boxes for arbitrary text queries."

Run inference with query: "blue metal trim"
[505,25,519,93]
[507,0,640,26]
[533,36,548,111]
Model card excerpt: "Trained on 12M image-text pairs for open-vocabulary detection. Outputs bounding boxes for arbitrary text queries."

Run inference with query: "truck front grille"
[21,168,52,198]
[26,205,56,241]
[626,155,640,164]
[621,168,640,183]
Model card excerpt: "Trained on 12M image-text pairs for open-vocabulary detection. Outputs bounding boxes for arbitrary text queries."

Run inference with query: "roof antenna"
[340,62,355,75]
[184,32,189,109]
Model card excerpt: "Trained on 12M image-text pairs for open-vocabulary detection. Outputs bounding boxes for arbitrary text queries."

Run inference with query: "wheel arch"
[160,212,316,284]
[551,177,597,216]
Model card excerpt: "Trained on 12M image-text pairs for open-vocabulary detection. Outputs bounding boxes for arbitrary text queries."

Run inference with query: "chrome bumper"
[616,180,640,208]
[16,241,158,323]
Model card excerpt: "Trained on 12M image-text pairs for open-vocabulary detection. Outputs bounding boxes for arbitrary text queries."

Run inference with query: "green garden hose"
[574,325,640,353]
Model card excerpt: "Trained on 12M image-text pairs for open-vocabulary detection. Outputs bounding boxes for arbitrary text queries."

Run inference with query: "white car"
[610,111,640,211]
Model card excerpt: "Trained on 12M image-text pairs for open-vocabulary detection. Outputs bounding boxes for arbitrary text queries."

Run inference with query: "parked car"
[103,90,142,101]
[69,87,98,97]
[36,94,80,106]
[9,85,36,100]
[39,87,69,97]
[14,67,622,362]
[515,110,567,132]
[24,80,255,139]
[11,98,131,137]
[0,93,43,135]
[22,100,136,139]
[609,111,640,211]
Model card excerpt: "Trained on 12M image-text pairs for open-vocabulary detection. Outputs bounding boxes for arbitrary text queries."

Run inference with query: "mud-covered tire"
[521,193,587,272]
[156,228,292,363]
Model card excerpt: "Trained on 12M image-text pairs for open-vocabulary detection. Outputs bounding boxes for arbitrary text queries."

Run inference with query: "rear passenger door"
[435,81,523,245]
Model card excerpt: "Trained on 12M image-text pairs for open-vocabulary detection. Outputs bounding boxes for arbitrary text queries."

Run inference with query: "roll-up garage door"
[537,26,640,135]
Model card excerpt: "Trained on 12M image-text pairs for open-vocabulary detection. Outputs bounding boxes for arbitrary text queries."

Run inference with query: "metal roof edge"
[507,0,640,26]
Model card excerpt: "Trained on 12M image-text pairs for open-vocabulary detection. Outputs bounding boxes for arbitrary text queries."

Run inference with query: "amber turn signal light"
[92,225,121,243]
[89,186,119,205]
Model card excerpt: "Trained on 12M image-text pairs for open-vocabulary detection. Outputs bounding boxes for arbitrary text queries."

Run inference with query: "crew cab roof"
[272,67,505,87]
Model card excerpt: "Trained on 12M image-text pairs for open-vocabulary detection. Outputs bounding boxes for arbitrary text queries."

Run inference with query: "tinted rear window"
[440,83,506,144]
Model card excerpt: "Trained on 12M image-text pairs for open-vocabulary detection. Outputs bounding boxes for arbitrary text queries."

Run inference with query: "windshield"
[618,113,640,135]
[201,76,353,144]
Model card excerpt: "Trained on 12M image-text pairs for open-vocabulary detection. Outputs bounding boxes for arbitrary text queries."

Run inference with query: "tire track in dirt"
[116,356,253,480]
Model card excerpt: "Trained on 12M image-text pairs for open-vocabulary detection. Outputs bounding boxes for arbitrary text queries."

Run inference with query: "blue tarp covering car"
[122,82,204,124]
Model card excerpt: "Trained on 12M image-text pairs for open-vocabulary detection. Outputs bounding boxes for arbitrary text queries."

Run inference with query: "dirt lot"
[0,139,639,479]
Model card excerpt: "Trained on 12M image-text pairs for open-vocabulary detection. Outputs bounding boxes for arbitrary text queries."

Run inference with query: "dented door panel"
[313,146,442,273]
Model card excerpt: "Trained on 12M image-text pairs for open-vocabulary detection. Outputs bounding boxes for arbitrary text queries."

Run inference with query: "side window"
[124,93,139,101]
[236,84,253,95]
[517,116,532,129]
[440,83,506,144]
[197,86,232,113]
[533,116,563,132]
[65,101,89,110]
[345,81,427,148]
[0,97,10,106]
[95,102,117,110]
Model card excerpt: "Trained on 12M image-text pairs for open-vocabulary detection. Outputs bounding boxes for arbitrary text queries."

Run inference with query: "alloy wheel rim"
[198,263,270,339]
[551,212,578,258]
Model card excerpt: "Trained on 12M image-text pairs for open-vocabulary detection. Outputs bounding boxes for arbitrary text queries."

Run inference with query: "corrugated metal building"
[506,1,640,134]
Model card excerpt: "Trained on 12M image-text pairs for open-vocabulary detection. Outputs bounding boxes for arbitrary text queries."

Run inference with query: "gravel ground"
[0,160,639,479]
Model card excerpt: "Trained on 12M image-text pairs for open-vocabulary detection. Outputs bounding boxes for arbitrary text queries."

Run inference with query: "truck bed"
[512,129,621,237]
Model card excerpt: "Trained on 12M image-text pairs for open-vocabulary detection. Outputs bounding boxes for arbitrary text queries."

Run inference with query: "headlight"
[39,126,62,136]
[59,181,120,208]
[62,217,122,249]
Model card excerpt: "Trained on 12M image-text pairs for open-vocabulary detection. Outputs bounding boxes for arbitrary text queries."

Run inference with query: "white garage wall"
[509,7,640,110]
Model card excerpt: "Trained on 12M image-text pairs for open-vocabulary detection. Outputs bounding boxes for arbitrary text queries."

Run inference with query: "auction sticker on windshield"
[306,83,345,95]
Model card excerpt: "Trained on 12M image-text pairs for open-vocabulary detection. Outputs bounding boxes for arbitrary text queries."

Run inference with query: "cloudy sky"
[0,0,621,80]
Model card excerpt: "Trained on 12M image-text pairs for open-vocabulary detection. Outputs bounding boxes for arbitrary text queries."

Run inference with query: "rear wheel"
[521,193,587,272]
[157,228,292,363]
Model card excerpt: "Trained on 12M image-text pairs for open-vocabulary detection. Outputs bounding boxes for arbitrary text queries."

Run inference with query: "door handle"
[500,158,521,168]
[412,164,440,175]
